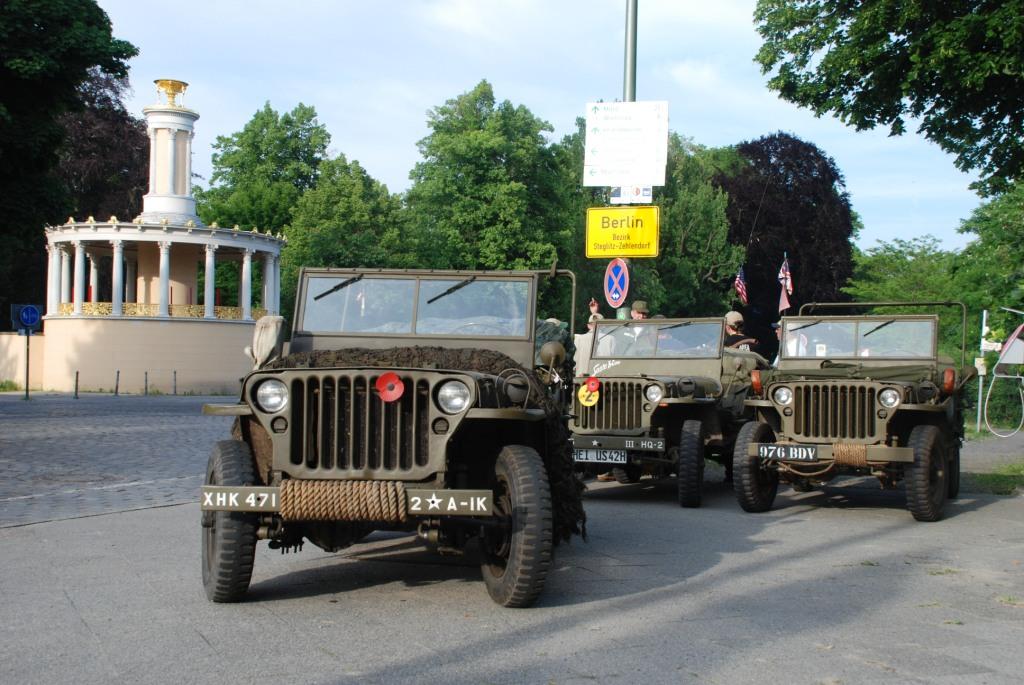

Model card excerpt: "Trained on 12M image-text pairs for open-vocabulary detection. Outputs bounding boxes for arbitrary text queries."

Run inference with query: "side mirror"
[249,315,285,369]
[539,341,566,369]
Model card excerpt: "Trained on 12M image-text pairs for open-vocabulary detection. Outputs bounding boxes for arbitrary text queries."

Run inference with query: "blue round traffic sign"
[19,305,41,327]
[604,258,629,308]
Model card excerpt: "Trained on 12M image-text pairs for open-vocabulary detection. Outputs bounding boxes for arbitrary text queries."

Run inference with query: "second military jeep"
[571,317,767,506]
[200,268,584,607]
[734,302,974,522]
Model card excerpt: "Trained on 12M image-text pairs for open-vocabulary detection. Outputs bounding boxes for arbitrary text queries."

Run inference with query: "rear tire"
[947,444,961,500]
[202,440,259,602]
[732,421,779,513]
[906,425,948,522]
[677,420,705,508]
[481,445,553,608]
[612,465,642,484]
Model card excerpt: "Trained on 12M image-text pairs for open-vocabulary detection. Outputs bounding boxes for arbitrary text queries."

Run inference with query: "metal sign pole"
[24,329,30,401]
[977,309,987,432]
[623,0,637,102]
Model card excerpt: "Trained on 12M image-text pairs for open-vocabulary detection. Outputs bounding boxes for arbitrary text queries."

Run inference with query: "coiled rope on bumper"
[279,480,408,523]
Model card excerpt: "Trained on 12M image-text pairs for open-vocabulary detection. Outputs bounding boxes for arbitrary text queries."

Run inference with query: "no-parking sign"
[604,259,629,308]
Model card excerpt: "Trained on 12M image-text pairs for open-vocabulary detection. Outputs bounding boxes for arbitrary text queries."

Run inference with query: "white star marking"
[427,493,442,510]
[592,439,600,446]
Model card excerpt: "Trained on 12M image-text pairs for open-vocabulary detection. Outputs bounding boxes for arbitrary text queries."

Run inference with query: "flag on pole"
[733,267,749,305]
[778,255,793,313]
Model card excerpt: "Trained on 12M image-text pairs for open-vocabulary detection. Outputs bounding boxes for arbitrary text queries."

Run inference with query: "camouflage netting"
[267,346,586,544]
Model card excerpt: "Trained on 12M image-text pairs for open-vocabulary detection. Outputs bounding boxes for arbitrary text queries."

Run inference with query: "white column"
[204,244,217,319]
[272,254,280,315]
[262,253,273,313]
[88,252,99,303]
[158,241,171,317]
[185,131,194,195]
[166,129,177,195]
[73,241,85,315]
[61,247,71,304]
[147,128,157,194]
[111,240,124,316]
[125,258,137,304]
[241,249,253,320]
[45,245,55,314]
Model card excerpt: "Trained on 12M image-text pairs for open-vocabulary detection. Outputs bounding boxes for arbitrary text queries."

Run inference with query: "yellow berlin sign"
[586,206,660,258]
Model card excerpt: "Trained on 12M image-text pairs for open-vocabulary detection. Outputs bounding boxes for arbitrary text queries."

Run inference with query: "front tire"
[481,445,553,608]
[677,420,705,508]
[202,440,259,602]
[732,421,779,513]
[906,425,948,522]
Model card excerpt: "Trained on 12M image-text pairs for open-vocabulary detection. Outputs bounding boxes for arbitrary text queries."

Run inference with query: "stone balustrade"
[55,302,267,320]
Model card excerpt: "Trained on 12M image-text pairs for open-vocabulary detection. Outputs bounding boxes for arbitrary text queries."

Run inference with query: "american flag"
[778,255,793,312]
[733,267,748,305]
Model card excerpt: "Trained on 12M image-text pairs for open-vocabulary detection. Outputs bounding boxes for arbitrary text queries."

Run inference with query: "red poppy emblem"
[376,372,405,402]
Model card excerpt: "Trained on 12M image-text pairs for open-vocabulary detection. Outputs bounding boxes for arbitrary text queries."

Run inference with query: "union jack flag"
[733,267,748,305]
[778,255,793,312]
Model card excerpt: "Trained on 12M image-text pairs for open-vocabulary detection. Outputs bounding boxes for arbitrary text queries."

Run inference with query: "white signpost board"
[583,101,669,188]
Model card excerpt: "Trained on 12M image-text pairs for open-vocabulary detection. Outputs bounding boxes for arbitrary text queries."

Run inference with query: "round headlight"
[879,388,901,408]
[644,384,664,403]
[437,380,471,414]
[772,386,793,406]
[255,379,288,413]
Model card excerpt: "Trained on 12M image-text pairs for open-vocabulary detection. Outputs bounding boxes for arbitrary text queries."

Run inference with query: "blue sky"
[99,0,982,250]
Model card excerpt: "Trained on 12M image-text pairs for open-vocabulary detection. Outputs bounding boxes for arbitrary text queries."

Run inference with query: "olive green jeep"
[570,317,768,506]
[734,302,975,522]
[200,268,584,607]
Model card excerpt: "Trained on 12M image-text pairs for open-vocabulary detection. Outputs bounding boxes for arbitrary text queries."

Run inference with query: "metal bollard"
[144,371,148,396]
[74,371,79,399]
[115,369,120,397]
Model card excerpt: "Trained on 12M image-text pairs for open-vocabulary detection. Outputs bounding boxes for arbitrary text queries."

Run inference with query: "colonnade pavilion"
[34,79,286,394]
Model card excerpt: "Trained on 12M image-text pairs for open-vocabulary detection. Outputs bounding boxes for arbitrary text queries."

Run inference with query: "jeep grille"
[288,373,434,480]
[792,383,877,440]
[572,380,644,431]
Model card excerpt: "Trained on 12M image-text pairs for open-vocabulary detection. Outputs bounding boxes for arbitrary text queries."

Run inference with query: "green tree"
[714,132,857,353]
[0,0,136,327]
[754,0,1024,195]
[280,154,410,319]
[405,81,571,273]
[195,102,330,231]
[844,237,957,304]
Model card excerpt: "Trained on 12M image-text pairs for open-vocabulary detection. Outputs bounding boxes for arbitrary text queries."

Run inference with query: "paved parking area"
[1,394,1022,684]
[0,393,233,527]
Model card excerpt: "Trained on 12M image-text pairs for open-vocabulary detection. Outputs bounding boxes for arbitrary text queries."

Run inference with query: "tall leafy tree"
[405,81,571,273]
[0,0,135,327]
[56,70,148,221]
[280,154,410,319]
[195,102,330,231]
[754,0,1024,195]
[715,132,856,351]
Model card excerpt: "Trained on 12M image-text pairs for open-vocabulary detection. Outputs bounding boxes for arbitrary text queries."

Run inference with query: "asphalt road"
[1,394,1022,684]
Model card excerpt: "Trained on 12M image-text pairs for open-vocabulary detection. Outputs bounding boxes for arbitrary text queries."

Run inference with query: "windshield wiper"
[862,319,895,337]
[598,321,631,342]
[790,319,823,332]
[427,276,476,304]
[658,321,693,332]
[313,274,364,301]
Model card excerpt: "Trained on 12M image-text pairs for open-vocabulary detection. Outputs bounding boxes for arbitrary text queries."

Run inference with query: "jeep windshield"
[592,320,722,359]
[302,275,530,338]
[781,318,936,359]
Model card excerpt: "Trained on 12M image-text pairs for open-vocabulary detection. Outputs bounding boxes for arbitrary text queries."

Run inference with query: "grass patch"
[928,568,960,576]
[943,619,964,625]
[860,560,879,567]
[997,595,1024,608]
[962,462,1024,496]
[0,379,20,391]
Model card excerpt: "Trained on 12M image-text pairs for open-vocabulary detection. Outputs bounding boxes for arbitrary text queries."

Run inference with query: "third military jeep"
[571,317,767,507]
[734,302,974,522]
